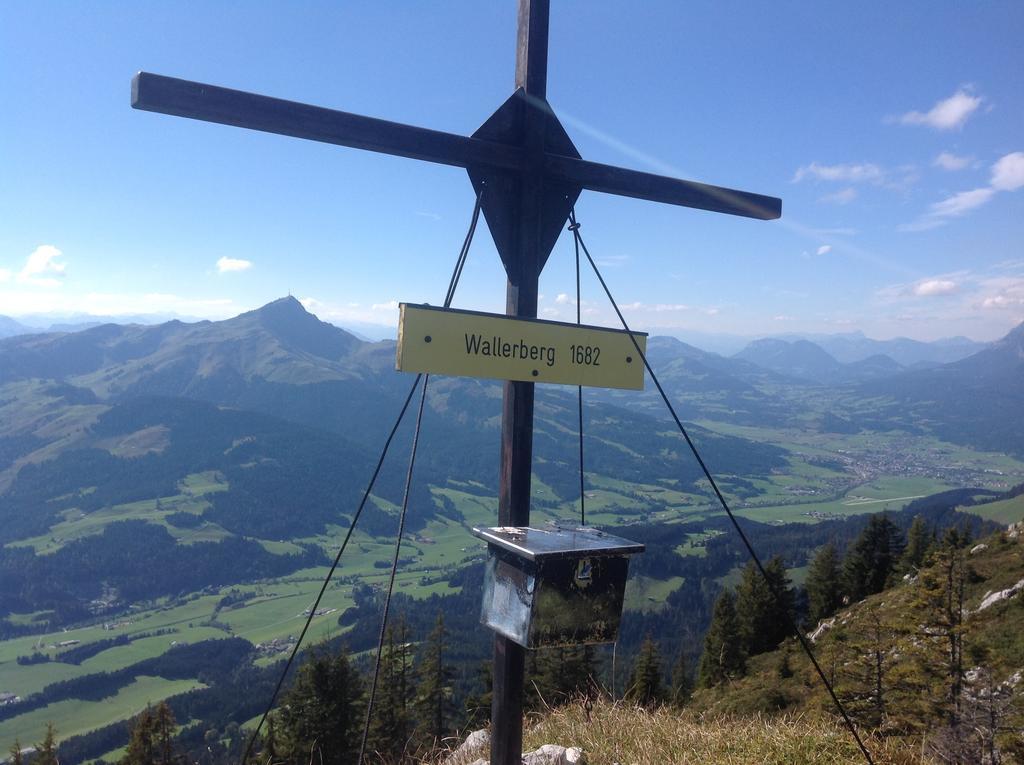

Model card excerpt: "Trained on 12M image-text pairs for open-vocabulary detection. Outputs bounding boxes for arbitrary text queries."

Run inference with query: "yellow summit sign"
[396,303,647,390]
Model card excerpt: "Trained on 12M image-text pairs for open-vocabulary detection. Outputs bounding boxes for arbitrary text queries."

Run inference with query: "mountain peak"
[254,295,309,317]
[235,296,360,360]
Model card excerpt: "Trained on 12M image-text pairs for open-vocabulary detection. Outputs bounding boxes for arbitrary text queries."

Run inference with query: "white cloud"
[982,295,1021,309]
[913,279,958,297]
[990,151,1024,192]
[898,89,982,130]
[901,151,1024,231]
[216,256,252,273]
[820,187,858,204]
[934,152,971,171]
[793,162,883,184]
[371,300,400,311]
[816,245,832,256]
[930,187,996,218]
[871,267,1024,339]
[17,245,66,287]
[900,187,996,231]
[300,297,325,313]
[0,268,11,283]
[773,315,795,322]
[977,275,1024,311]
[653,304,689,312]
[554,293,572,305]
[876,271,969,301]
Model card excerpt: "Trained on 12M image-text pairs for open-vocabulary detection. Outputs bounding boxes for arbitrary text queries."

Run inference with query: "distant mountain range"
[3,297,1020,460]
[0,296,788,526]
[1,310,992,363]
[0,315,34,338]
[734,338,904,385]
[0,312,209,339]
[846,322,1024,455]
[770,330,987,366]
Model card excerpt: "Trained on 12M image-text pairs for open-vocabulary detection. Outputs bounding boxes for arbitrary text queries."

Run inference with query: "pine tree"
[900,514,931,574]
[262,714,278,763]
[626,635,665,707]
[277,645,366,765]
[123,705,163,765]
[670,649,693,707]
[528,645,598,709]
[35,723,58,765]
[842,513,905,602]
[8,739,24,765]
[697,590,745,688]
[154,701,177,764]
[834,610,902,730]
[909,534,970,738]
[806,542,842,625]
[368,617,415,762]
[414,611,455,747]
[735,556,794,656]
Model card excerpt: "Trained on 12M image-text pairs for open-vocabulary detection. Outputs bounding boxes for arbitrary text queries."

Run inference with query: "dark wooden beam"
[132,73,781,221]
[131,72,521,171]
[490,3,553,764]
[515,0,549,99]
[548,155,782,220]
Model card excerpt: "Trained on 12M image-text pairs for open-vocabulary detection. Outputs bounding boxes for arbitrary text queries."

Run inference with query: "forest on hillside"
[24,486,1019,765]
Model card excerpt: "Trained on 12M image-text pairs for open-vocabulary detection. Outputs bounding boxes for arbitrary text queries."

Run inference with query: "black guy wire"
[241,189,483,765]
[570,218,586,526]
[567,208,876,765]
[445,188,484,308]
[359,189,483,762]
[240,373,423,765]
[358,374,431,763]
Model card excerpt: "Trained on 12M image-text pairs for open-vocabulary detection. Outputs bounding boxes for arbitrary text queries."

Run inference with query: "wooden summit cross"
[132,2,780,763]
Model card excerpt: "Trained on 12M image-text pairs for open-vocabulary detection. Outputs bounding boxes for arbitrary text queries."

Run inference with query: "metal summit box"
[472,525,645,649]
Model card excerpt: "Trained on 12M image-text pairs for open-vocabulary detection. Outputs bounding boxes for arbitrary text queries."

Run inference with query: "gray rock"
[522,744,586,764]
[976,577,1024,612]
[444,728,489,765]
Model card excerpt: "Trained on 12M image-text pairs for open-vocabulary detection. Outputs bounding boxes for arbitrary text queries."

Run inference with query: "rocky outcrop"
[975,577,1024,612]
[447,729,585,765]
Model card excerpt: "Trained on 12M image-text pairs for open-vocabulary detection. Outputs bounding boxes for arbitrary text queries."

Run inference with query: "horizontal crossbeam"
[132,72,780,221]
[131,72,519,170]
[546,155,780,220]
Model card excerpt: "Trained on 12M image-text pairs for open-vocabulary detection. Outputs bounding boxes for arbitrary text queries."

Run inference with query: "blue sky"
[2,2,1022,343]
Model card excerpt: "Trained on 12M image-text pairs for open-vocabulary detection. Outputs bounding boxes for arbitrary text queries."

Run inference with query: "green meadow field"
[1,425,1022,754]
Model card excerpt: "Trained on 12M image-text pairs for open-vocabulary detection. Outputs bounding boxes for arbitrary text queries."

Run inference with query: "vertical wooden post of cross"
[492,2,548,763]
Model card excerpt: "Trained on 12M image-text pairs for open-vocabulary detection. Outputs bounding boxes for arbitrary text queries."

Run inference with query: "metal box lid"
[471,525,645,561]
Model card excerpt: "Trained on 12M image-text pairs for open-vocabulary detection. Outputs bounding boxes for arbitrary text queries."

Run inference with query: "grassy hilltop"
[684,524,1024,762]
[445,520,1023,765]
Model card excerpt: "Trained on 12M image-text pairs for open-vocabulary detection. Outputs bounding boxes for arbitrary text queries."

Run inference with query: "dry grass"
[439,698,928,764]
